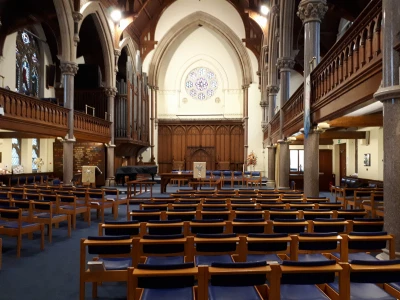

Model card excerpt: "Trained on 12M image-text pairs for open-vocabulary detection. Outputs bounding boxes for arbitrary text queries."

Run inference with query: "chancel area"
[1,0,400,299]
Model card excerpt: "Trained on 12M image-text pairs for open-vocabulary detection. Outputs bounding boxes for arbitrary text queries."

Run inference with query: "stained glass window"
[32,138,39,171]
[12,138,21,166]
[16,30,40,97]
[185,67,218,101]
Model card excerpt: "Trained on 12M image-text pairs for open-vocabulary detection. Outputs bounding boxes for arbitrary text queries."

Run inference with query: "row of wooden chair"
[79,232,398,300]
[99,218,385,237]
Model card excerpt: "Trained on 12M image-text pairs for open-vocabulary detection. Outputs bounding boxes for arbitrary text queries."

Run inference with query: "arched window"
[185,67,218,101]
[32,138,40,171]
[16,30,40,97]
[12,138,21,166]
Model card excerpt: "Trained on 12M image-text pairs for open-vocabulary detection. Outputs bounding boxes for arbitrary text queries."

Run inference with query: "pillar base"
[278,186,290,190]
[266,180,276,189]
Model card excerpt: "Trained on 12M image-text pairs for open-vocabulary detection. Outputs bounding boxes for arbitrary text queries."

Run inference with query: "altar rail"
[266,0,382,143]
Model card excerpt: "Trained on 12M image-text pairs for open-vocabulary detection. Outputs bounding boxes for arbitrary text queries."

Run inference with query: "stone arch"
[53,0,74,60]
[148,11,253,87]
[79,2,115,87]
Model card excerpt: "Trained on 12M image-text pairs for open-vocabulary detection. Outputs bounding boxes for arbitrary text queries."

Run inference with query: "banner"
[304,74,311,138]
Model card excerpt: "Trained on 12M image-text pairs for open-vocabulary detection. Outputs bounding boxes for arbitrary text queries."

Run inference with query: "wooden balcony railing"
[0,88,111,142]
[270,111,280,138]
[74,111,111,142]
[268,0,382,142]
[0,88,68,136]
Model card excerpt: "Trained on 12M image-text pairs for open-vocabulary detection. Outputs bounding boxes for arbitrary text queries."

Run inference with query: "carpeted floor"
[0,184,335,299]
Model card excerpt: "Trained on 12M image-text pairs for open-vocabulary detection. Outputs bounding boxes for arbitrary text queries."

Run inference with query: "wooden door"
[187,149,212,171]
[339,143,346,180]
[319,149,333,191]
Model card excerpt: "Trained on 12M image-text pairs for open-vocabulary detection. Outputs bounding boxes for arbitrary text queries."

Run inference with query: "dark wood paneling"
[158,121,244,173]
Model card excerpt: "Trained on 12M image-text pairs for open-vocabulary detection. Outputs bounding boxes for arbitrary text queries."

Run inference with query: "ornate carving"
[277,57,296,71]
[114,49,121,57]
[60,61,78,75]
[73,12,83,22]
[266,85,280,94]
[297,0,328,24]
[271,4,280,15]
[104,87,118,97]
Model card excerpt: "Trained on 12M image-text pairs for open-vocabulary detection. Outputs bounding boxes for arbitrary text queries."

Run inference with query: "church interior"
[1,0,400,299]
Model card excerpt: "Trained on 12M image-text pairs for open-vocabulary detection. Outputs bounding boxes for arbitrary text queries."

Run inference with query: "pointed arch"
[79,2,115,87]
[53,0,74,60]
[148,11,253,87]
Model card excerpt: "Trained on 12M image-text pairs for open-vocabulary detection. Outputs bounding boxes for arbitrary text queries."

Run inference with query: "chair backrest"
[280,260,338,284]
[190,219,225,234]
[312,218,348,233]
[194,233,239,254]
[271,219,307,234]
[141,234,186,255]
[101,221,140,236]
[0,207,21,221]
[85,235,133,255]
[245,233,290,253]
[146,220,184,235]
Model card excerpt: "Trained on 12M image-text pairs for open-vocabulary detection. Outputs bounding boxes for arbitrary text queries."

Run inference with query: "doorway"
[339,143,346,180]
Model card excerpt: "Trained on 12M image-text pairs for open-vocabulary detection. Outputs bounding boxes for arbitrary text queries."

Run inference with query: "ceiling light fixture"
[260,5,270,15]
[111,9,122,22]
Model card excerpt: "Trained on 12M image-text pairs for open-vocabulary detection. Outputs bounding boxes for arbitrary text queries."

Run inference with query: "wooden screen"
[158,121,244,173]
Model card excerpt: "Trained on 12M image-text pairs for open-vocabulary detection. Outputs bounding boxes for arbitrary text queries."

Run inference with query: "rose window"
[185,67,218,100]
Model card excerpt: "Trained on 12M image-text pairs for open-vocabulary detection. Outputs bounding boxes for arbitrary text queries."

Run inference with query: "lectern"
[82,166,102,187]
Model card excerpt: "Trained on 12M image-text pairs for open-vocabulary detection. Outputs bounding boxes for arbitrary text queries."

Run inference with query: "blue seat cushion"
[246,254,282,263]
[297,254,329,262]
[4,221,40,228]
[195,255,233,266]
[388,282,400,291]
[331,252,378,261]
[329,281,395,300]
[142,287,193,300]
[281,284,330,300]
[36,213,67,219]
[98,258,132,270]
[145,256,184,265]
[209,285,262,300]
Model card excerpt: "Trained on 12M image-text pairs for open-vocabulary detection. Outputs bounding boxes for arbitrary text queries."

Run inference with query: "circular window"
[185,67,218,101]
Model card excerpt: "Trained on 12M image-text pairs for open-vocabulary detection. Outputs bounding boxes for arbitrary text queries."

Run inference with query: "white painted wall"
[289,71,303,98]
[157,27,242,118]
[155,0,246,41]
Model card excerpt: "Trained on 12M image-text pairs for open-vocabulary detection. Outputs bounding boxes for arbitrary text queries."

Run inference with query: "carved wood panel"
[157,121,244,173]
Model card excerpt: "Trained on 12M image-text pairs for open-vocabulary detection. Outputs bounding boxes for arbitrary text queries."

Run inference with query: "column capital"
[277,57,296,71]
[114,49,122,57]
[60,61,78,76]
[104,87,118,97]
[266,85,280,95]
[277,139,291,144]
[242,84,250,89]
[259,100,268,107]
[72,12,83,22]
[374,85,400,102]
[271,4,280,15]
[297,0,328,24]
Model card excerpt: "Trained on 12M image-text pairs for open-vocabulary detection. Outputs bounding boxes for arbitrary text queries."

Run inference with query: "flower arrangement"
[246,151,257,167]
[33,158,44,172]
[13,165,24,174]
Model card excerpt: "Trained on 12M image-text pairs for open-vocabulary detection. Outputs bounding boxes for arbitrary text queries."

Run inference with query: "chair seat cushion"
[142,287,193,300]
[281,284,330,300]
[195,255,233,266]
[246,254,282,263]
[209,285,262,300]
[98,258,132,270]
[388,282,400,291]
[329,282,395,300]
[4,221,40,228]
[36,213,66,219]
[145,256,184,265]
[331,252,378,261]
[297,254,329,262]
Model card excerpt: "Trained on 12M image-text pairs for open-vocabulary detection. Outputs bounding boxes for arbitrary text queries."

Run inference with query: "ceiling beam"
[295,131,366,141]
[291,139,333,145]
[0,132,55,139]
[328,113,383,128]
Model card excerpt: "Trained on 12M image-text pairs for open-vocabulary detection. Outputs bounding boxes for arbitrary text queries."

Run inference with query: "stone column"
[267,146,276,188]
[150,86,156,163]
[267,85,279,122]
[278,140,290,189]
[60,61,78,184]
[374,0,400,253]
[105,87,117,180]
[243,85,249,169]
[303,128,320,196]
[298,0,327,196]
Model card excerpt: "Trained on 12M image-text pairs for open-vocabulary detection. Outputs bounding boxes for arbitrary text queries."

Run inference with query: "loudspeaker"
[46,65,56,89]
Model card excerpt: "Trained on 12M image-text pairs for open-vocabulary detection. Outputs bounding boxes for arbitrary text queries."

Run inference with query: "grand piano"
[115,165,158,184]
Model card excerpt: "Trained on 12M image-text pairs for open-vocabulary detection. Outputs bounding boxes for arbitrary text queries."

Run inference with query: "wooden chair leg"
[92,282,98,298]
[73,214,77,230]
[87,208,91,226]
[48,223,52,243]
[113,202,118,220]
[40,225,45,251]
[80,280,86,300]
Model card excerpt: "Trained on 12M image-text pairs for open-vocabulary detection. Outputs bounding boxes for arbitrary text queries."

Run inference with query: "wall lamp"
[110,9,122,23]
